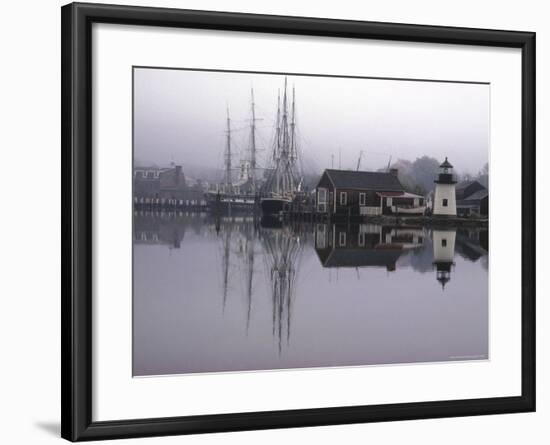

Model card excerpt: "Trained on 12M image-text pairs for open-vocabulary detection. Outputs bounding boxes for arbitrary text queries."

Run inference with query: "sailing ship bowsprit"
[260,78,303,216]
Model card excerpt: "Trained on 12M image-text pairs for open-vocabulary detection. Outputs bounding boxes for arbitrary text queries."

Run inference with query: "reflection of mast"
[225,107,232,189]
[221,222,232,311]
[261,225,302,353]
[245,225,255,332]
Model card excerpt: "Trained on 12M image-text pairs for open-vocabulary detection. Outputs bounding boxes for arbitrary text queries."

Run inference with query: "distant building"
[455,180,488,217]
[133,166,170,198]
[134,165,205,203]
[158,165,187,200]
[315,168,424,217]
[433,157,457,216]
[456,180,485,201]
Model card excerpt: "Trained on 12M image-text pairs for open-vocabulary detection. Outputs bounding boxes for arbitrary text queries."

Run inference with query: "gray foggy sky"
[134,68,489,176]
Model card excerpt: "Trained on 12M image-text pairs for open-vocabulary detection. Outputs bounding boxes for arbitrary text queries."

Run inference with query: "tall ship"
[206,89,262,212]
[260,78,303,216]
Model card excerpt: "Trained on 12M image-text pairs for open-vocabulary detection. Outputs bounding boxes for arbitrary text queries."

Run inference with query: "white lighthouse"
[433,157,457,216]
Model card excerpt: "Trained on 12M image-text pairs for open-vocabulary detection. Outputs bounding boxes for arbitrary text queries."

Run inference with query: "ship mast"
[290,85,296,163]
[281,78,290,194]
[275,90,281,195]
[263,78,301,199]
[249,88,257,192]
[225,106,232,190]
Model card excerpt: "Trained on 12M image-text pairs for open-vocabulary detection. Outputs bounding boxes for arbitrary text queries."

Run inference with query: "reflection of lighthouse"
[432,229,456,289]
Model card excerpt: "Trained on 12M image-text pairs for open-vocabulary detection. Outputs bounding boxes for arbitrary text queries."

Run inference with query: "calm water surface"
[133,212,488,376]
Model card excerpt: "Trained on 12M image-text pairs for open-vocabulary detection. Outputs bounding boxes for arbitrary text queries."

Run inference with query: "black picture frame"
[61,2,536,441]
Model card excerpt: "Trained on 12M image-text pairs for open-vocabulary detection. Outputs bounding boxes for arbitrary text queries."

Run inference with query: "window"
[442,198,448,207]
[340,191,347,205]
[358,232,365,246]
[316,224,326,249]
[317,188,327,212]
[339,231,346,246]
[442,239,447,247]
[359,193,366,206]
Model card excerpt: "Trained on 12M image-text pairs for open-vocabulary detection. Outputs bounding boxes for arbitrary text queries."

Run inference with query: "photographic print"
[132,67,489,377]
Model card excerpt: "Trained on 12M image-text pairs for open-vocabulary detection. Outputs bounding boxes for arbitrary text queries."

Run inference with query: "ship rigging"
[207,78,303,215]
[260,78,303,216]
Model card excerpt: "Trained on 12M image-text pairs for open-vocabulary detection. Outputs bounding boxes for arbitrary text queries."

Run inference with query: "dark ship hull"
[206,192,258,213]
[260,197,292,216]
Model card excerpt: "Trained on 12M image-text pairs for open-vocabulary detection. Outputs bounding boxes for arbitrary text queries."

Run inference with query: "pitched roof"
[323,169,404,192]
[456,180,482,191]
[463,189,488,201]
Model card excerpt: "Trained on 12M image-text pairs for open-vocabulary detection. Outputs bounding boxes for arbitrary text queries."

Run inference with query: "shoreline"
[364,215,488,228]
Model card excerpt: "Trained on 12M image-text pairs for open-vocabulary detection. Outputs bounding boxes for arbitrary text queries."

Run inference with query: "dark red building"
[315,169,424,217]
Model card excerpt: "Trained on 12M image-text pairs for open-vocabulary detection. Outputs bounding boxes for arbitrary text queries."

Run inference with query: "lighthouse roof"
[440,157,453,169]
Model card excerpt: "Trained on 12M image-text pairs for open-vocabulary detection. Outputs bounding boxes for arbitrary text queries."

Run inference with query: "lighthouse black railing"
[434,173,457,184]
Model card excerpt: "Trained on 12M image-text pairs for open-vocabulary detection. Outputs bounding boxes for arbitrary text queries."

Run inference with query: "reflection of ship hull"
[260,197,292,216]
[260,215,283,229]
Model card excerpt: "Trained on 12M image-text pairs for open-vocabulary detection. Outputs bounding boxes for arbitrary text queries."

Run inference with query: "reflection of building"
[456,180,488,217]
[455,228,488,260]
[315,168,424,217]
[314,224,423,271]
[133,212,187,248]
[432,229,456,288]
[433,158,457,216]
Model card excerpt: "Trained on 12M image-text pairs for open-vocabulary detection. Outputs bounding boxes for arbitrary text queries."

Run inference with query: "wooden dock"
[133,197,209,211]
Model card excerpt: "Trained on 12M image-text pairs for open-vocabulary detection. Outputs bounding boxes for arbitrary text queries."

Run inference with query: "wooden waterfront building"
[315,168,425,218]
[455,180,488,217]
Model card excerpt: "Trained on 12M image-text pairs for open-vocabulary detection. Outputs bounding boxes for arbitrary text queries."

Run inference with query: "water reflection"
[314,224,424,271]
[261,224,303,353]
[432,229,456,289]
[133,212,488,375]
